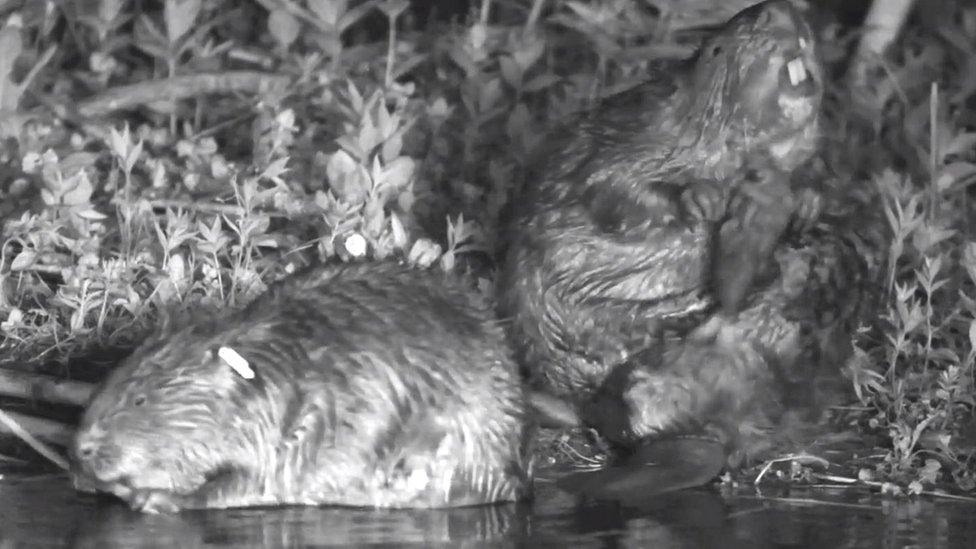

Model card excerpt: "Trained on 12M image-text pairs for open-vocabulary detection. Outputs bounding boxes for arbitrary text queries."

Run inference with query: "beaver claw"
[680,181,728,223]
[128,490,183,514]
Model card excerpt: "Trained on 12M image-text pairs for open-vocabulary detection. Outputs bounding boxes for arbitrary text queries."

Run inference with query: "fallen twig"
[0,367,94,407]
[743,495,880,512]
[146,198,321,219]
[148,199,248,217]
[76,71,291,118]
[811,472,976,503]
[0,408,71,469]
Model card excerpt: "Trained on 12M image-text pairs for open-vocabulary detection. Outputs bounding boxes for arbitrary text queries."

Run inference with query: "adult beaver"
[499,0,824,400]
[498,0,865,486]
[71,262,532,514]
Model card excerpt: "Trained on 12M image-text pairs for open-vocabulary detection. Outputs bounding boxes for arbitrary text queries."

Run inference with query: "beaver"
[498,0,824,400]
[498,0,865,490]
[71,261,532,514]
[545,221,867,498]
[611,221,865,451]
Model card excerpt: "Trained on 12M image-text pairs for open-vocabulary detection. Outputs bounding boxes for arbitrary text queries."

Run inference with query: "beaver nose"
[73,424,106,462]
[74,439,98,460]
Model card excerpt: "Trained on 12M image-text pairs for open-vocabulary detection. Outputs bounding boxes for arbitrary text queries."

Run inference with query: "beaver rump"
[71,262,531,514]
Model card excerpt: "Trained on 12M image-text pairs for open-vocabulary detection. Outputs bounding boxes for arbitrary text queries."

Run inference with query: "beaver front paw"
[680,180,728,224]
[128,489,183,514]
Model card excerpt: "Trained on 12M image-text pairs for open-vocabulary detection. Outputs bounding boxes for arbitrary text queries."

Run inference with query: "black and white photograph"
[1,0,975,546]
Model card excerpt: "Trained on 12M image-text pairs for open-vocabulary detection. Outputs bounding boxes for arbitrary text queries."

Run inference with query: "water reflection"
[1,472,975,548]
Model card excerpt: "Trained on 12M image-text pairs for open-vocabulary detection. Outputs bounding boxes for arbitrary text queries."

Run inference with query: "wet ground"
[2,468,975,548]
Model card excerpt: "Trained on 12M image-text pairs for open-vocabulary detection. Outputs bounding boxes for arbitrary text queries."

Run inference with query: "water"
[2,469,975,548]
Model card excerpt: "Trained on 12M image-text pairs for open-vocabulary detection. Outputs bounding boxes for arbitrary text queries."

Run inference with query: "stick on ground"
[0,368,94,407]
[0,408,71,469]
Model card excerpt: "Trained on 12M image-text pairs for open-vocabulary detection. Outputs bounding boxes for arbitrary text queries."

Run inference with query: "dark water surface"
[2,469,975,548]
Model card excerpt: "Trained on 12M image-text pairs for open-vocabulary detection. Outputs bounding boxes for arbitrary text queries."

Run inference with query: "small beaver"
[498,0,824,398]
[548,223,867,498]
[590,223,865,454]
[72,262,532,514]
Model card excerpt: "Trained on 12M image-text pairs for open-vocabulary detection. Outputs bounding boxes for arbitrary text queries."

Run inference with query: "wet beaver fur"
[499,0,862,471]
[72,261,532,514]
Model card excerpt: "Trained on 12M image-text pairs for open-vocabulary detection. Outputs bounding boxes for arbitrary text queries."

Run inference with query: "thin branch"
[0,408,71,469]
[0,367,94,407]
[76,71,291,118]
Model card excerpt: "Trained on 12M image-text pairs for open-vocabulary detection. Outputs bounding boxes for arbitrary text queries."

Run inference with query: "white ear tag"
[218,346,255,379]
[787,58,807,86]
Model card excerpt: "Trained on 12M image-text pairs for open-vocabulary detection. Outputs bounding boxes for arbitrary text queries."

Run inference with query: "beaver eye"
[710,45,723,57]
[133,395,147,407]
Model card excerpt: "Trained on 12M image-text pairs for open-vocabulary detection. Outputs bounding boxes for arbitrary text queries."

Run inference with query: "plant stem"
[929,82,939,220]
[480,0,492,26]
[385,12,398,89]
[524,0,546,37]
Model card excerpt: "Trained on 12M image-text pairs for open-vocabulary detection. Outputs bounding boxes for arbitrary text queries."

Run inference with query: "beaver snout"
[72,426,126,482]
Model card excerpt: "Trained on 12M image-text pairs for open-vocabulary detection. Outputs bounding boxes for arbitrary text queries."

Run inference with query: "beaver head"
[685,0,822,171]
[71,322,285,500]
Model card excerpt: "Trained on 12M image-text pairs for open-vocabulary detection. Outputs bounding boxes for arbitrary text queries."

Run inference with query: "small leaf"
[10,249,36,271]
[75,208,108,220]
[164,0,202,44]
[378,156,415,192]
[389,212,408,249]
[109,125,130,160]
[512,38,545,72]
[944,132,976,158]
[440,249,455,272]
[346,80,364,115]
[499,55,523,89]
[1,307,24,332]
[936,161,976,192]
[61,170,94,206]
[261,156,291,181]
[308,0,346,27]
[408,238,441,268]
[378,0,409,20]
[523,73,561,92]
[253,236,279,248]
[381,133,403,163]
[125,139,144,174]
[326,149,370,204]
[268,9,300,49]
[478,78,504,113]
